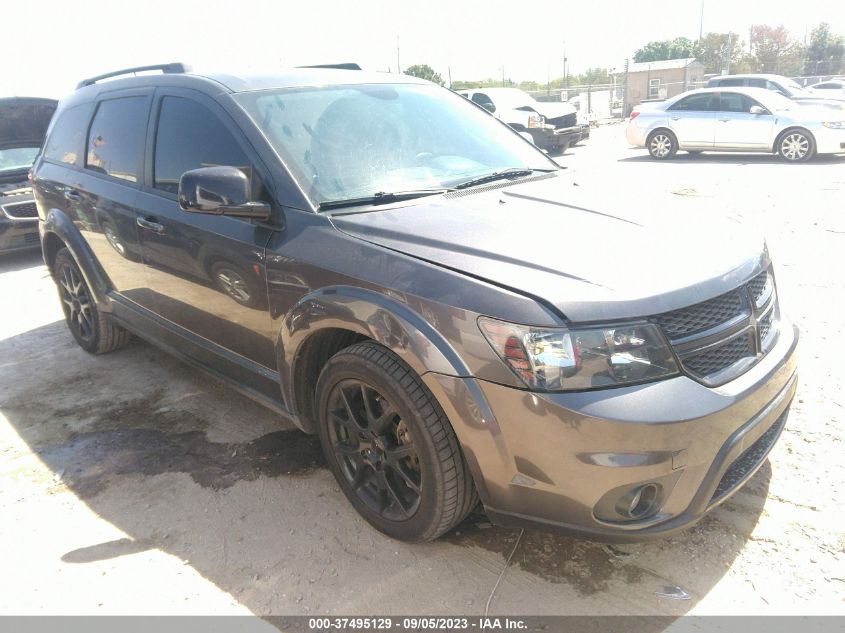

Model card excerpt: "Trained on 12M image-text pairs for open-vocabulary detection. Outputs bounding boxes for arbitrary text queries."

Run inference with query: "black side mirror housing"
[179,166,271,220]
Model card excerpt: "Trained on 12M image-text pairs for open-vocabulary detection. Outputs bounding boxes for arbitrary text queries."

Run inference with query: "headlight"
[823,120,845,129]
[478,317,679,391]
[527,114,544,128]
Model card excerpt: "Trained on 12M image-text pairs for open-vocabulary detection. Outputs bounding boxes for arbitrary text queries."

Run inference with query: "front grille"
[653,268,778,386]
[654,290,745,338]
[683,334,754,377]
[546,113,578,128]
[2,201,38,219]
[711,409,788,503]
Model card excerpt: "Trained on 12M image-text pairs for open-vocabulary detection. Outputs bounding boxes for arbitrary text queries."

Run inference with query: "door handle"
[136,216,165,233]
[64,190,81,202]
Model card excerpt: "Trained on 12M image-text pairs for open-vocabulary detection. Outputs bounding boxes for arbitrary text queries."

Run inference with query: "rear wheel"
[53,248,131,354]
[316,342,477,542]
[777,129,815,162]
[647,130,677,160]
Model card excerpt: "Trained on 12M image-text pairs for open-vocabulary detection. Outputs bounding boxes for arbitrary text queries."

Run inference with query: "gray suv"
[32,64,798,542]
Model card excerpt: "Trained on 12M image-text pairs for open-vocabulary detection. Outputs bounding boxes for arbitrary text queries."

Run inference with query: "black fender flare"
[42,207,113,312]
[277,285,472,430]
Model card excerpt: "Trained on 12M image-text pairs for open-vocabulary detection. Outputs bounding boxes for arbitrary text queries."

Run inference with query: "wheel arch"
[278,286,471,434]
[773,126,816,154]
[41,208,113,311]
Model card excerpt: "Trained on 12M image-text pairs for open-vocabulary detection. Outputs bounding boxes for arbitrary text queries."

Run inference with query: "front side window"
[718,92,757,113]
[44,104,94,167]
[85,97,148,182]
[154,97,251,195]
[235,83,554,207]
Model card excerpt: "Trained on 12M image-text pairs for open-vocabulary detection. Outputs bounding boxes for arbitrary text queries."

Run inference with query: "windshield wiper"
[317,189,449,211]
[453,167,557,190]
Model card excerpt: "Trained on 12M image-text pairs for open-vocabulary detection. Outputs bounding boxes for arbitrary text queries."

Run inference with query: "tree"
[749,25,804,75]
[695,32,744,74]
[633,37,696,62]
[805,22,845,75]
[403,64,444,86]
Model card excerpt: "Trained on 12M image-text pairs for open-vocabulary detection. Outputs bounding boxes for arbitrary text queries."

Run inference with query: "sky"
[3,0,844,99]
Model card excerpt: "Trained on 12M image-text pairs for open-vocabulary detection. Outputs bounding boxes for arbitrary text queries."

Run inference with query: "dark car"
[1,97,57,253]
[33,63,798,543]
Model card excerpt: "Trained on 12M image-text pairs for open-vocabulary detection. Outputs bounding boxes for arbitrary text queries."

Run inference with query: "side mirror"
[480,101,496,113]
[749,105,768,115]
[179,166,271,220]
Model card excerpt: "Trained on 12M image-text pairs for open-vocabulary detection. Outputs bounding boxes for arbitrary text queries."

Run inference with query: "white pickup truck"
[457,87,586,152]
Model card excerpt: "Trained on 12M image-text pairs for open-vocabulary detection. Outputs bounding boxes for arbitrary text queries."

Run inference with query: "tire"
[647,130,678,160]
[776,129,815,162]
[316,341,477,542]
[210,260,263,308]
[53,248,131,354]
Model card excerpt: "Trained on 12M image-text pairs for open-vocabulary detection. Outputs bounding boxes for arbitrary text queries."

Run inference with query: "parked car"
[457,88,585,152]
[627,87,845,161]
[807,78,845,98]
[34,64,798,543]
[0,97,57,254]
[706,74,845,108]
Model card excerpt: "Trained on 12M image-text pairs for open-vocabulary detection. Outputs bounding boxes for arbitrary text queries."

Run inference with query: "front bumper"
[424,320,798,541]
[530,125,581,150]
[813,126,845,154]
[0,196,40,253]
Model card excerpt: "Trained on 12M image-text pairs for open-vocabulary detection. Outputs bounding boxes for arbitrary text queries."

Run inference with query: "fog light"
[616,483,659,519]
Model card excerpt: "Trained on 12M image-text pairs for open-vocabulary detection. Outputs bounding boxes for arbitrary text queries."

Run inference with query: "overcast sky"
[4,0,843,99]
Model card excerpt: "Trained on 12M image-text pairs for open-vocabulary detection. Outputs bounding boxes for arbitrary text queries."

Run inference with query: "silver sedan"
[626,87,845,162]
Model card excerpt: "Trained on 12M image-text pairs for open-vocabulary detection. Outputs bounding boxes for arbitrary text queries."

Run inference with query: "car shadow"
[0,248,42,274]
[0,251,771,619]
[619,151,845,165]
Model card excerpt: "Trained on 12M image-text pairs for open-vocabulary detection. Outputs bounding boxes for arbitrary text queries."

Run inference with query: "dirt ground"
[1,126,842,618]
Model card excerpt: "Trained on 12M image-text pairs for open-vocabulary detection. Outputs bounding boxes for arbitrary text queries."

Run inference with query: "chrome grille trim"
[1,200,39,221]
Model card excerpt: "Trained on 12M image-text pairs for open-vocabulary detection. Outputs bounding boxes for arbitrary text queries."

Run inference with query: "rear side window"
[669,94,717,111]
[86,97,148,182]
[153,97,250,195]
[44,104,94,167]
[717,78,745,87]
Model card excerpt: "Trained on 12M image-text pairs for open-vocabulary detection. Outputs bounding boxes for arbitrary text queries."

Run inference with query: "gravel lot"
[1,125,842,618]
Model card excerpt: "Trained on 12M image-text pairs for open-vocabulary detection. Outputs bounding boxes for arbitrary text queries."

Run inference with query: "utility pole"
[396,35,401,74]
[698,0,704,42]
[501,65,505,87]
[563,41,568,100]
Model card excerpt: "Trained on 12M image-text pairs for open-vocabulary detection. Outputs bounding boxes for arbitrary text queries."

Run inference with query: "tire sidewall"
[648,130,677,160]
[315,351,446,541]
[53,249,101,353]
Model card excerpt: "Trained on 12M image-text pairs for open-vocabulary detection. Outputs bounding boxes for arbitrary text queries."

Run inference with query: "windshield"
[235,83,555,207]
[782,78,804,93]
[761,91,798,111]
[0,146,40,174]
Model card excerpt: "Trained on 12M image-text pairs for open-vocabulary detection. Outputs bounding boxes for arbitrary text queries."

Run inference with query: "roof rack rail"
[297,63,362,71]
[76,63,191,89]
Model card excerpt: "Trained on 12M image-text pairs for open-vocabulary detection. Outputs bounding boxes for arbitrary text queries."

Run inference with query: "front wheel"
[777,130,815,162]
[316,342,477,542]
[647,130,677,160]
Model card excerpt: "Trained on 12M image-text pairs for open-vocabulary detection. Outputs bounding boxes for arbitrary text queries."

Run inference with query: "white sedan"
[626,87,845,162]
[808,78,845,98]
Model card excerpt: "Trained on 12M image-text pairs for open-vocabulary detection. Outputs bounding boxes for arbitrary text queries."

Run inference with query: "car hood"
[0,97,57,149]
[529,101,577,118]
[331,174,768,322]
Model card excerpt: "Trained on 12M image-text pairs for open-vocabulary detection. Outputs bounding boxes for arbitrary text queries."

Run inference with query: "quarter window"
[153,97,250,195]
[44,103,94,167]
[85,97,148,182]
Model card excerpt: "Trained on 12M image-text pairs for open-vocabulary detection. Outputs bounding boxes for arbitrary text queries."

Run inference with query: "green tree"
[805,22,845,75]
[749,25,804,75]
[633,37,696,62]
[695,32,744,74]
[403,64,444,85]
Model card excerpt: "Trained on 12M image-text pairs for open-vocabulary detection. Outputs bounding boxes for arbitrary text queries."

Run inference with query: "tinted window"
[471,92,492,106]
[86,97,148,182]
[765,81,789,96]
[669,94,717,111]
[44,104,94,167]
[718,92,757,113]
[154,97,250,195]
[716,78,745,87]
